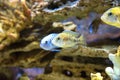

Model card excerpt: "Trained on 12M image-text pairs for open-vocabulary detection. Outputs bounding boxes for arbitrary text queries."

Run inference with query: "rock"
[36,46,115,80]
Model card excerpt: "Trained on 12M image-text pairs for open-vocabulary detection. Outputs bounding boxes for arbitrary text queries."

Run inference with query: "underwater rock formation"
[36,46,116,80]
[32,0,111,25]
[42,0,80,13]
[0,0,31,50]
[0,67,15,80]
[0,0,120,80]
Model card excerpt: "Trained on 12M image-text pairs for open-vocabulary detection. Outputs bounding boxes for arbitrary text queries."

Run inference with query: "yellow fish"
[51,31,86,48]
[101,7,120,28]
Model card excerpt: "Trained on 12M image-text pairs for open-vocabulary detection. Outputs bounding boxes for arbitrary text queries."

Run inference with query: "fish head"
[52,33,77,48]
[101,7,120,28]
[40,33,60,51]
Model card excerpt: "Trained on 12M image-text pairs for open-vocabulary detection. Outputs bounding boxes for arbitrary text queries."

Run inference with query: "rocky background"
[0,0,119,80]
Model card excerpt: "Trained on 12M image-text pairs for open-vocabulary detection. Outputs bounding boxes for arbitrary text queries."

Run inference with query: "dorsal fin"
[88,18,101,34]
[62,30,79,37]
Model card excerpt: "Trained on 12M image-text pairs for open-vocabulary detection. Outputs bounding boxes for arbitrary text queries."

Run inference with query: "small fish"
[101,7,120,28]
[40,33,61,51]
[52,31,86,48]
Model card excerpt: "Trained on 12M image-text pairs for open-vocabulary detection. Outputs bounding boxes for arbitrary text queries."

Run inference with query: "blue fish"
[40,33,61,52]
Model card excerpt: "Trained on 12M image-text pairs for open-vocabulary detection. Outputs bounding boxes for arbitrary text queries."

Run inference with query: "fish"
[101,7,120,28]
[40,33,61,51]
[51,30,86,48]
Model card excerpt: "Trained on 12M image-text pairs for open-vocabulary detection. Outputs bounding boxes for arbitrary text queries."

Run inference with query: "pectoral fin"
[51,47,62,52]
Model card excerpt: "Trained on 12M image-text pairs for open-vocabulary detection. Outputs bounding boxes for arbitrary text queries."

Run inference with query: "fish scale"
[52,30,86,48]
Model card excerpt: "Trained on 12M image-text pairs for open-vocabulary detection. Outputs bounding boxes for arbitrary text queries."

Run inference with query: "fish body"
[101,7,120,28]
[88,18,101,34]
[40,33,61,51]
[52,31,86,48]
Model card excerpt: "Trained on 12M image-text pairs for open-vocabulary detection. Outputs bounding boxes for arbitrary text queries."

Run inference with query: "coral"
[91,72,103,80]
[105,46,120,80]
[0,0,31,50]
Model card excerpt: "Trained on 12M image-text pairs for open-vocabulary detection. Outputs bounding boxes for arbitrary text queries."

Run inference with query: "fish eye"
[45,41,48,44]
[57,37,60,40]
[108,12,113,16]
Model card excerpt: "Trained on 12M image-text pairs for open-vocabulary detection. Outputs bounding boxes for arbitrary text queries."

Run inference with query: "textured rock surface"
[0,0,119,80]
[33,0,111,25]
[0,0,116,67]
[36,46,114,80]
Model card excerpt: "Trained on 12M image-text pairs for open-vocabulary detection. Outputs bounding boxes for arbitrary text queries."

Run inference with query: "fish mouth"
[54,47,62,50]
[100,15,106,22]
[100,15,110,24]
[40,44,48,50]
[40,43,62,51]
